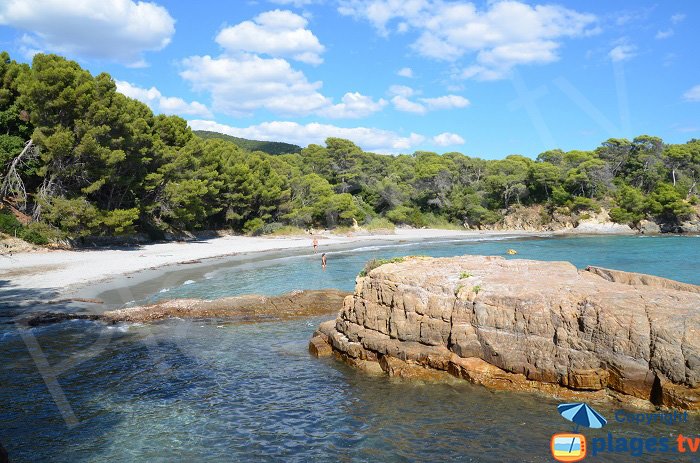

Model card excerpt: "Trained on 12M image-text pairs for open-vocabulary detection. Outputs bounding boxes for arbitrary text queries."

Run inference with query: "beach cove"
[1,232,700,462]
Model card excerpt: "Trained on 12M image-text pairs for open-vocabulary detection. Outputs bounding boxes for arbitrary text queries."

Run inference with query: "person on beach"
[312,238,318,253]
[321,253,327,269]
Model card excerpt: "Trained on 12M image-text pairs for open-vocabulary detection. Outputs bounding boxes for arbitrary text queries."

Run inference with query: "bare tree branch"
[1,139,38,211]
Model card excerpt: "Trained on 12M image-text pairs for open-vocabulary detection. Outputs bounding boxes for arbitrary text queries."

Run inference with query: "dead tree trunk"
[1,139,37,211]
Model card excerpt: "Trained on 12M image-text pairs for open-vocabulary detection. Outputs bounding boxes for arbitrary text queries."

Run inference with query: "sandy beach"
[0,228,548,297]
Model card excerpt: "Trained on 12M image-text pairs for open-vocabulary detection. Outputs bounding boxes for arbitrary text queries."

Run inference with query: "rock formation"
[22,289,349,325]
[310,256,700,410]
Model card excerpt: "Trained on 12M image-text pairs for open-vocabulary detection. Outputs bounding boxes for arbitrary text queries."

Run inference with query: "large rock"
[638,219,661,234]
[310,256,700,410]
[680,219,700,233]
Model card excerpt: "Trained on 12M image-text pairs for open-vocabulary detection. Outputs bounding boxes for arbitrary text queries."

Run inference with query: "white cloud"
[115,80,212,118]
[388,84,415,97]
[683,85,700,102]
[608,43,636,62]
[180,11,385,119]
[0,0,174,66]
[338,0,431,36]
[655,29,673,39]
[216,9,325,65]
[188,119,427,154]
[389,86,470,114]
[181,54,385,119]
[671,13,686,24]
[181,54,330,117]
[339,0,597,80]
[391,95,426,114]
[433,132,465,146]
[269,0,319,6]
[420,94,470,110]
[397,67,414,77]
[319,92,387,118]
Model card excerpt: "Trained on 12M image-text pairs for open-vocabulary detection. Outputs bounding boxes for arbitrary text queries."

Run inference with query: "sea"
[1,234,699,462]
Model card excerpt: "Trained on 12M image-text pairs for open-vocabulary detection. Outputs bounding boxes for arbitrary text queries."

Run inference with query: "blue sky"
[0,0,698,157]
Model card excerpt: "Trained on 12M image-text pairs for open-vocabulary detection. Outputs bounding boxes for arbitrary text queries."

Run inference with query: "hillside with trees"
[193,130,302,156]
[1,52,699,244]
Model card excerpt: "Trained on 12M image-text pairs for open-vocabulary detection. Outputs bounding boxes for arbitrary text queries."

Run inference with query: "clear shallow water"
[1,235,700,462]
[150,234,700,302]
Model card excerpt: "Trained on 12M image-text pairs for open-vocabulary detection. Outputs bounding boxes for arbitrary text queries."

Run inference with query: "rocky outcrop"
[310,256,700,410]
[571,220,635,234]
[22,289,349,325]
[680,218,700,233]
[638,219,661,234]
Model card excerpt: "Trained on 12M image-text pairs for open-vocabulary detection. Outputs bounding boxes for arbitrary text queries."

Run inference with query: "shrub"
[386,205,422,226]
[0,210,23,235]
[569,196,601,213]
[243,218,265,236]
[262,222,307,236]
[19,227,48,245]
[22,222,64,244]
[421,213,462,230]
[364,217,395,232]
[459,272,472,279]
[358,257,405,277]
[609,207,637,225]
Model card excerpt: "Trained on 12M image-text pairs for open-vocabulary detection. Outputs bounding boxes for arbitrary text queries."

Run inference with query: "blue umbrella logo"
[557,403,607,456]
[557,402,608,432]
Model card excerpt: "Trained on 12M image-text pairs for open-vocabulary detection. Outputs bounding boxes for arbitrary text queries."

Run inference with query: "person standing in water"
[321,253,327,269]
[312,237,318,253]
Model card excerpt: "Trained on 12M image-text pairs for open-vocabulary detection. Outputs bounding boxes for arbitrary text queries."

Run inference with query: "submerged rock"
[21,289,349,325]
[102,289,349,323]
[310,256,700,410]
[0,441,8,463]
[20,312,100,327]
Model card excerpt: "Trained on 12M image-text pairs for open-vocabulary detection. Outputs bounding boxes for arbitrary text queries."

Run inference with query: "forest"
[1,52,699,244]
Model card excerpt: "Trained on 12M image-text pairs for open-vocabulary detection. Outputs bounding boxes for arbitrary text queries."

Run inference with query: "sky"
[0,0,698,158]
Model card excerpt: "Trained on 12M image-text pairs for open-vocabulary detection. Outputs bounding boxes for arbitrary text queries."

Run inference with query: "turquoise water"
[152,235,700,302]
[1,235,700,462]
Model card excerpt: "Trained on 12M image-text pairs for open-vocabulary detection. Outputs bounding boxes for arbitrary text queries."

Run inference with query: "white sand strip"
[0,229,544,293]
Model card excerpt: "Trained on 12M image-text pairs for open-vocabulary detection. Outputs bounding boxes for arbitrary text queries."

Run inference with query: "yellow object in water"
[506,249,517,255]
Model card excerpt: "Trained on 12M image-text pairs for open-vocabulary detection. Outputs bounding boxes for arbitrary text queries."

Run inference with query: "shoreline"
[1,228,551,303]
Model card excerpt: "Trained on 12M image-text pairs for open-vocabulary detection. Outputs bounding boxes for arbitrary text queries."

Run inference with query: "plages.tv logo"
[551,402,607,462]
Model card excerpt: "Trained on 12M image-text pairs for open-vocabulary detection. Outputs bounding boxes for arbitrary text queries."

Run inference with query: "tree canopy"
[0,52,698,243]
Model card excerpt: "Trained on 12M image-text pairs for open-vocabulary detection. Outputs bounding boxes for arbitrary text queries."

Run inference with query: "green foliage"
[646,183,693,222]
[385,205,422,226]
[0,210,58,244]
[609,184,646,224]
[569,197,601,213]
[364,217,395,231]
[193,130,301,155]
[459,272,472,279]
[261,223,307,236]
[472,285,482,294]
[0,210,22,234]
[1,51,699,246]
[19,224,49,245]
[358,257,406,277]
[243,217,265,236]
